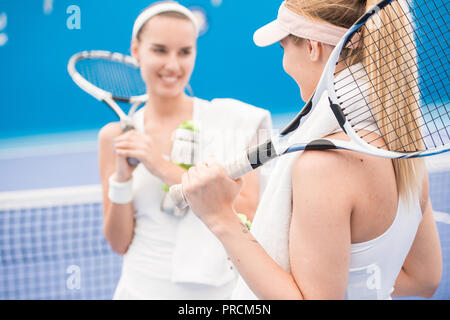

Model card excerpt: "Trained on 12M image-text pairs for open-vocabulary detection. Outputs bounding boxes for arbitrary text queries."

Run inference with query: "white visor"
[253,1,349,47]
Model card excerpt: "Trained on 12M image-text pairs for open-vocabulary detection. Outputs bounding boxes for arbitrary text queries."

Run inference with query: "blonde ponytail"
[361,0,425,201]
[286,0,426,201]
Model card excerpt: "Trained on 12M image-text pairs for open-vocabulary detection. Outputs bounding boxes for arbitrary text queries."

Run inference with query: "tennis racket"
[68,50,148,166]
[170,0,449,209]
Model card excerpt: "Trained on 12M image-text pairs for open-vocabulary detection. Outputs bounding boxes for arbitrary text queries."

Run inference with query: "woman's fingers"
[114,131,150,151]
[115,148,140,159]
[114,140,143,151]
[113,129,148,145]
[113,130,134,143]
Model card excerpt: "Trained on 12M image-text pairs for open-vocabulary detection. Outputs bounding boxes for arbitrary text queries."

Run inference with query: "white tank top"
[345,197,422,299]
[114,97,272,299]
[115,98,234,299]
[232,155,423,300]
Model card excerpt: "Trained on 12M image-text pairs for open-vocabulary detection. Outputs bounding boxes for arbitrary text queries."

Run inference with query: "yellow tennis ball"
[237,213,251,229]
[178,120,199,132]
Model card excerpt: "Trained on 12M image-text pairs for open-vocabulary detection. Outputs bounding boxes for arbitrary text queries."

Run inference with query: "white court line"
[0,130,99,160]
[0,185,102,210]
[1,184,448,222]
[434,211,450,224]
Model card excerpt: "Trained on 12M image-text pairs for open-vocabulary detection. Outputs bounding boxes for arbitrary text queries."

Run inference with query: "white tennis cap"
[132,1,200,40]
[253,1,349,47]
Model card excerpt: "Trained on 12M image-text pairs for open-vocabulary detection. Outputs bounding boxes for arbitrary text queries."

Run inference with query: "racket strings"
[335,25,447,116]
[348,72,449,150]
[356,62,446,152]
[105,59,143,99]
[348,86,446,142]
[345,74,446,153]
[367,1,449,150]
[334,0,449,154]
[76,58,146,99]
[335,1,450,73]
[337,55,420,108]
[404,1,450,147]
[339,39,449,149]
[415,0,450,49]
[337,41,448,141]
[338,12,447,92]
[344,55,426,151]
[335,33,444,96]
[404,1,450,95]
[339,60,446,113]
[335,3,449,92]
[351,89,447,151]
[111,60,145,99]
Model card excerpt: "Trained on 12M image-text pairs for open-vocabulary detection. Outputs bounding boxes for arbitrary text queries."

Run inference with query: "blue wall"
[0,0,447,139]
[0,0,300,139]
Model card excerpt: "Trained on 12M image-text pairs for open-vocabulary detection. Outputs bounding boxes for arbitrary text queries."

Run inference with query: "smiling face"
[131,14,197,99]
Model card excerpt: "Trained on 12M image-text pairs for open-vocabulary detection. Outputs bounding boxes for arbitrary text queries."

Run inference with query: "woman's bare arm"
[392,173,442,298]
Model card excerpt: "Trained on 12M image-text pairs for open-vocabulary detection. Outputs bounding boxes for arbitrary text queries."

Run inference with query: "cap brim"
[253,20,289,47]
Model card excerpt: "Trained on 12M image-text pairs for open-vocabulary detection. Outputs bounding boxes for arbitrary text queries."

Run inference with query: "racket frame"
[68,50,148,166]
[68,50,148,123]
[321,0,448,160]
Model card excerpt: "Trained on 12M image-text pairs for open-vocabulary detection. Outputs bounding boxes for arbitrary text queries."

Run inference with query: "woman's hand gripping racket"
[170,0,450,209]
[68,50,148,166]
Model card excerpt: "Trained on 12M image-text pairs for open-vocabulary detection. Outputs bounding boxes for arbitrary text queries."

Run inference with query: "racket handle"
[168,184,188,210]
[122,123,140,166]
[168,151,254,210]
[127,157,140,166]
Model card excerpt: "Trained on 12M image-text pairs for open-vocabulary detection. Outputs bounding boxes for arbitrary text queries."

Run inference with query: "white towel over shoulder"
[231,90,342,299]
[172,98,272,286]
[231,63,376,299]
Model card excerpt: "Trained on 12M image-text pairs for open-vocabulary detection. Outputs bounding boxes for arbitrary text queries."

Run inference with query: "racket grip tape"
[122,124,140,166]
[247,140,277,170]
[168,151,254,209]
[127,157,140,166]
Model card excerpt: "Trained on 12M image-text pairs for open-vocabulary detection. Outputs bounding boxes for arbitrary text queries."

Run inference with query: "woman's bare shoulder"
[291,144,389,206]
[98,122,122,142]
[292,147,361,179]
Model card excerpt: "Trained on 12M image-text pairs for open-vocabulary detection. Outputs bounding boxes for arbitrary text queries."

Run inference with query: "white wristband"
[108,174,133,204]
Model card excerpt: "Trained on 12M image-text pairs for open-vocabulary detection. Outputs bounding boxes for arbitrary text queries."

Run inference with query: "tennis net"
[0,156,449,299]
[0,186,121,299]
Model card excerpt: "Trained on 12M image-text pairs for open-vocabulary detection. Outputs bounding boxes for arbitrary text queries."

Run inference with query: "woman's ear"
[307,40,321,62]
[131,39,140,64]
